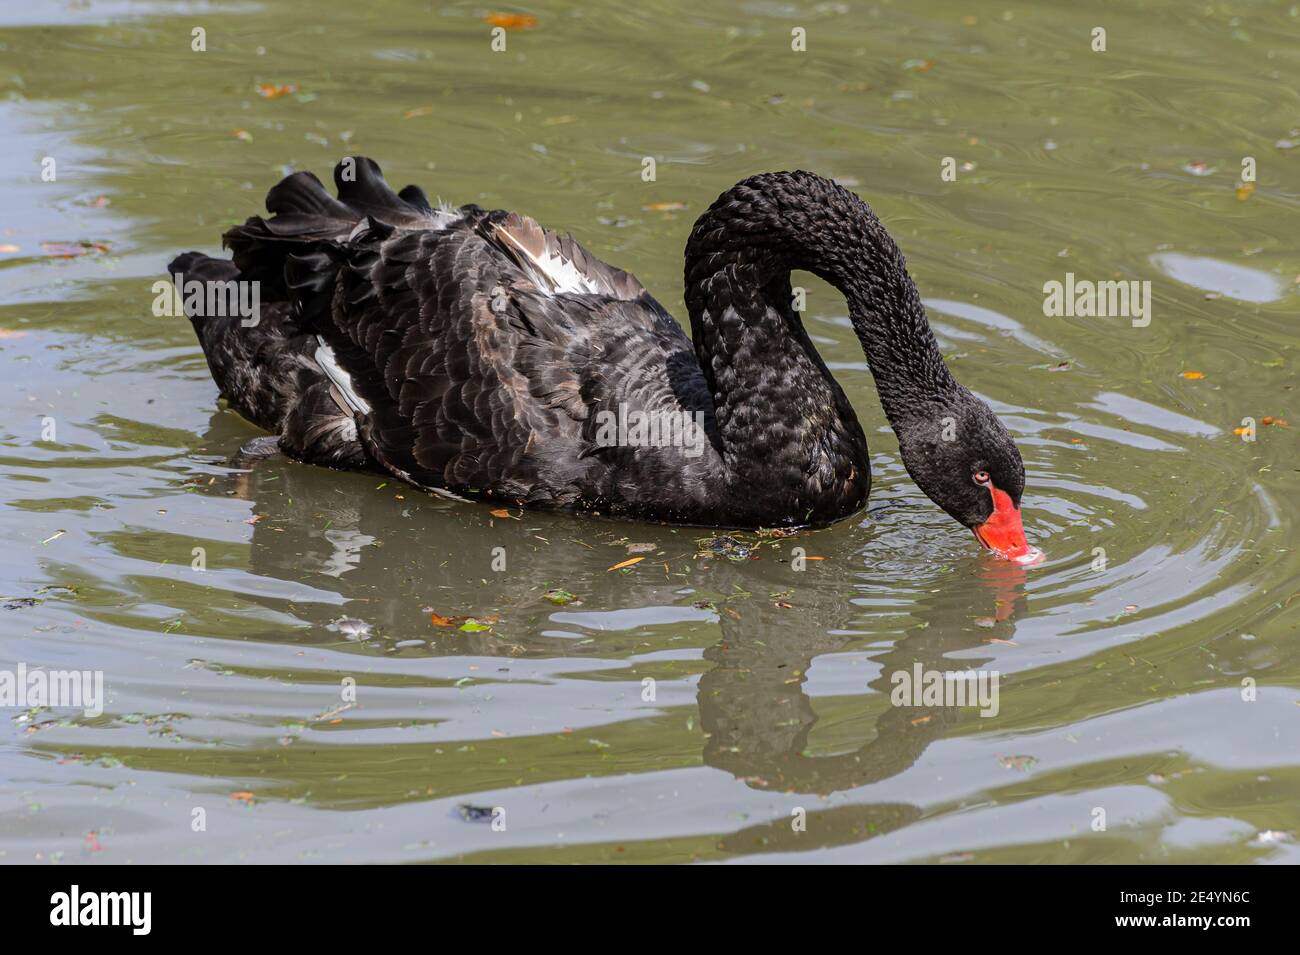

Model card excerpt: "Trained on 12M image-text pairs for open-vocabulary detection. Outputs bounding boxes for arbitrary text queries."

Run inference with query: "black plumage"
[170,158,1030,538]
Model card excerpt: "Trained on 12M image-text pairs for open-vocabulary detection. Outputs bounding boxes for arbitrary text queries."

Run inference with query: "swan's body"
[170,158,1037,558]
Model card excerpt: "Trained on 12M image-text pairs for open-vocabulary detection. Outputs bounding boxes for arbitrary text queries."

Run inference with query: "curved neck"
[684,172,957,450]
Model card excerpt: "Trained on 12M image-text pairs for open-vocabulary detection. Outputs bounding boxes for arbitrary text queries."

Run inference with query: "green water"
[0,0,1297,863]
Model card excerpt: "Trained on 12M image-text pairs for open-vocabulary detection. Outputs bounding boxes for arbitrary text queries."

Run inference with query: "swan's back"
[173,157,723,518]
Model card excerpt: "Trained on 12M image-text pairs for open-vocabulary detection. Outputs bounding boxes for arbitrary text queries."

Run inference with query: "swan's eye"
[972,470,990,485]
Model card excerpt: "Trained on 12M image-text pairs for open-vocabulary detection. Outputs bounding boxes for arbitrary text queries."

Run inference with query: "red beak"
[974,486,1043,565]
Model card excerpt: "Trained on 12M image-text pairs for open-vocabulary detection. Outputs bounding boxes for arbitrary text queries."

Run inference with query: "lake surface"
[1,0,1297,863]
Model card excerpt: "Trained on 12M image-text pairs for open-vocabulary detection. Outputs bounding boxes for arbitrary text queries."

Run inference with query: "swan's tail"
[222,157,448,299]
[167,250,314,434]
[166,250,367,468]
[168,158,437,462]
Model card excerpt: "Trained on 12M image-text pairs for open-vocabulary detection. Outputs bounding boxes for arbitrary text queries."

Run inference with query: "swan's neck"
[684,172,957,481]
[684,260,868,522]
[840,266,958,428]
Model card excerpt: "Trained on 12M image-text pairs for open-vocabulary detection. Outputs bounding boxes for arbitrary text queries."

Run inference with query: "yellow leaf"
[1180,371,1204,379]
[608,556,645,571]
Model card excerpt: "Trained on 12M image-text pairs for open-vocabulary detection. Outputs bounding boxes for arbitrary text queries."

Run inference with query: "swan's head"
[895,392,1042,564]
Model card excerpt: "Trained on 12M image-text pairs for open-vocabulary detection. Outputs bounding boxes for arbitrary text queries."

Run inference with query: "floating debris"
[998,755,1038,772]
[328,616,373,640]
[542,588,580,606]
[695,535,751,561]
[457,803,498,822]
[430,610,498,631]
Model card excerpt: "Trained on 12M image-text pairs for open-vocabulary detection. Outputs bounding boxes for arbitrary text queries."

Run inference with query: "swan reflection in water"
[198,418,1029,852]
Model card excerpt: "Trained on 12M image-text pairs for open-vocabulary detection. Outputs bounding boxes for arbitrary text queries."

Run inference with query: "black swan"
[168,157,1040,563]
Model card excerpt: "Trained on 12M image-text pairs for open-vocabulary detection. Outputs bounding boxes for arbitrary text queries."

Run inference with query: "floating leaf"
[489,508,512,518]
[1180,371,1205,379]
[230,791,255,803]
[485,13,538,29]
[256,83,298,99]
[1236,182,1256,201]
[41,240,111,258]
[642,201,687,212]
[608,556,645,571]
[458,619,492,632]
